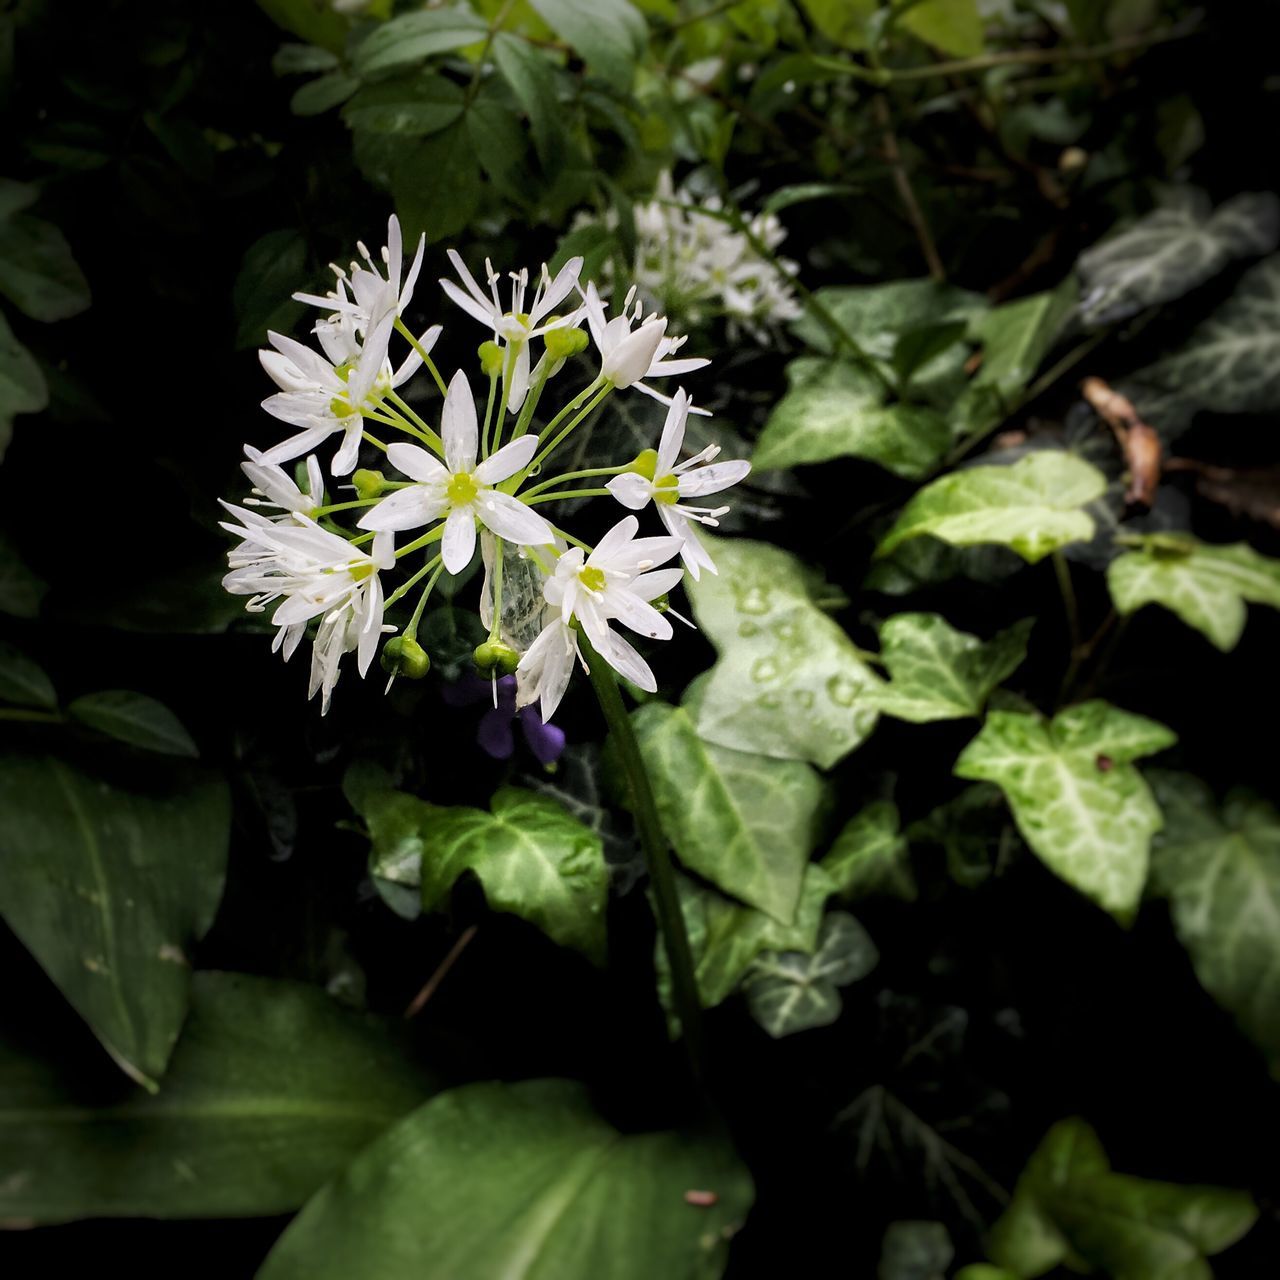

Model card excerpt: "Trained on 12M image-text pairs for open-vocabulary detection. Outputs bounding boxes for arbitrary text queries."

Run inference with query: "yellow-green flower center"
[654,473,680,506]
[578,565,606,593]
[447,472,479,505]
[348,561,374,582]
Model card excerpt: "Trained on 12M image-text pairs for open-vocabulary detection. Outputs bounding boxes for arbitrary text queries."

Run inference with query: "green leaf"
[257,1079,754,1280]
[987,1118,1257,1280]
[909,783,1013,889]
[1078,189,1279,327]
[527,0,648,85]
[820,800,916,902]
[466,84,536,206]
[1107,536,1280,652]
[233,230,307,350]
[271,43,340,75]
[0,971,438,1223]
[633,701,828,923]
[954,701,1176,918]
[493,33,567,172]
[255,0,349,55]
[352,7,488,78]
[0,213,91,322]
[898,0,984,56]
[342,72,466,137]
[954,1268,1018,1280]
[386,119,482,243]
[865,613,1032,723]
[1129,253,1280,417]
[291,70,361,116]
[744,911,878,1038]
[1148,773,1280,1078]
[684,535,882,769]
[877,453,1108,565]
[0,755,229,1085]
[893,320,970,388]
[878,1220,954,1280]
[753,358,950,478]
[0,639,55,709]
[0,529,47,617]
[797,0,876,48]
[0,308,49,459]
[68,690,199,758]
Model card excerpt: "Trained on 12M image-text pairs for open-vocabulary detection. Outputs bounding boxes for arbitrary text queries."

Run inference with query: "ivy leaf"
[1128,253,1280,418]
[744,912,879,1038]
[987,1118,1257,1279]
[1107,536,1280,651]
[68,690,199,758]
[865,613,1032,723]
[954,702,1176,918]
[232,230,307,350]
[877,453,1108,565]
[0,972,438,1223]
[821,800,917,902]
[0,309,49,460]
[1148,773,1280,1078]
[897,0,984,57]
[753,358,950,478]
[0,213,91,322]
[796,0,877,47]
[351,8,489,79]
[909,783,1016,889]
[0,639,56,709]
[633,701,829,923]
[684,535,881,768]
[1079,189,1280,327]
[878,1220,954,1280]
[0,755,229,1086]
[527,0,648,85]
[257,1079,753,1280]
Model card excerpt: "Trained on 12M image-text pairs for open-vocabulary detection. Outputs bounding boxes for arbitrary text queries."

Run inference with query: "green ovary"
[578,565,606,592]
[448,472,479,505]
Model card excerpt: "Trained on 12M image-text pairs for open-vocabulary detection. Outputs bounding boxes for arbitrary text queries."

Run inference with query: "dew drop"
[734,584,770,616]
[751,656,780,683]
[737,620,760,638]
[827,673,858,707]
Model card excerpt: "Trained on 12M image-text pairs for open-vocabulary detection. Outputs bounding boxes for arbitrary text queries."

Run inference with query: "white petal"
[331,419,364,475]
[607,590,672,641]
[532,257,583,322]
[261,423,337,465]
[387,442,448,484]
[441,507,478,573]
[605,473,654,511]
[590,516,640,565]
[656,389,689,475]
[629,568,683,601]
[357,487,443,532]
[442,369,478,473]
[440,278,497,328]
[678,459,751,497]
[597,629,657,692]
[477,491,556,547]
[602,318,667,388]
[475,434,537,484]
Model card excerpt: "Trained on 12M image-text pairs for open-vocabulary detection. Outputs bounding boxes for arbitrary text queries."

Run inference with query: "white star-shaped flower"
[605,389,750,579]
[240,446,324,519]
[358,369,556,573]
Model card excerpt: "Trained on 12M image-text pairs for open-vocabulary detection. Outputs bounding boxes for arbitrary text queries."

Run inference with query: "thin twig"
[872,94,944,281]
[404,925,479,1019]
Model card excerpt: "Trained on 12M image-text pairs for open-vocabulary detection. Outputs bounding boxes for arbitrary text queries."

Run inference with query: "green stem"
[362,430,388,453]
[519,466,626,500]
[529,385,611,475]
[580,635,709,1083]
[510,360,552,441]
[527,487,612,505]
[404,562,444,637]
[394,318,449,397]
[0,707,64,724]
[385,391,444,453]
[487,539,505,641]
[395,524,446,559]
[312,498,379,517]
[1052,551,1081,654]
[388,555,443,615]
[481,370,500,461]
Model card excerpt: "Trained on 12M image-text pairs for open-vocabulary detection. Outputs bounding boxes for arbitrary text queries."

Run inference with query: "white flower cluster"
[587,172,802,344]
[221,217,751,718]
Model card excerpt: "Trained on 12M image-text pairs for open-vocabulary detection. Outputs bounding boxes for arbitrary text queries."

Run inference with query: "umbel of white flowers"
[220,215,750,717]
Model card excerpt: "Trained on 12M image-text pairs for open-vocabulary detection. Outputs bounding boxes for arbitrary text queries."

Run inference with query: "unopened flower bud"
[353,468,387,500]
[478,340,504,376]
[473,638,521,675]
[380,636,430,679]
[602,317,667,388]
[544,326,589,360]
[629,448,659,480]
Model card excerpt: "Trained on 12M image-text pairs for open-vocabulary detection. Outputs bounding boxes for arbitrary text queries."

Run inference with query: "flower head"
[241,446,324,519]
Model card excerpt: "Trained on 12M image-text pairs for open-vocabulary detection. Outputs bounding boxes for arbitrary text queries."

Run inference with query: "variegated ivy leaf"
[632,701,829,923]
[865,613,1033,724]
[1148,773,1280,1078]
[877,453,1108,565]
[820,800,916,902]
[684,535,881,769]
[752,358,950,478]
[1128,253,1280,419]
[1078,188,1280,328]
[1107,535,1280,651]
[954,701,1177,918]
[744,912,879,1039]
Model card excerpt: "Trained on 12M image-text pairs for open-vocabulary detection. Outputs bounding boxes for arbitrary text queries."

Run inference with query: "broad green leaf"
[797,0,876,48]
[865,613,1032,723]
[954,701,1176,918]
[988,1118,1257,1279]
[466,84,536,206]
[954,1269,1018,1280]
[878,1220,954,1280]
[0,529,47,617]
[387,119,482,243]
[342,72,466,137]
[1129,253,1280,417]
[865,536,1023,596]
[633,701,828,923]
[893,320,970,388]
[685,535,881,768]
[1148,773,1280,1077]
[290,71,361,116]
[68,690,199,758]
[0,971,437,1223]
[0,639,55,709]
[0,213,91,322]
[255,0,349,55]
[257,1079,753,1280]
[0,755,229,1085]
[898,0,983,56]
[1107,536,1280,652]
[909,783,1014,889]
[1078,189,1279,327]
[271,43,340,75]
[744,911,878,1038]
[877,453,1108,565]
[528,0,648,85]
[821,800,916,901]
[753,358,950,478]
[493,33,567,171]
[0,178,38,219]
[233,230,307,350]
[0,309,48,459]
[352,7,488,78]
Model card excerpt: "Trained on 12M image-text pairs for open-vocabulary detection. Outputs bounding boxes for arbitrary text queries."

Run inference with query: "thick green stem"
[580,636,709,1083]
[394,318,448,397]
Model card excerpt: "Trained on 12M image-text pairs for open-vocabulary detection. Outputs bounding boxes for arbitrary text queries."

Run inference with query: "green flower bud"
[543,326,589,360]
[473,638,521,675]
[630,448,659,480]
[353,468,387,500]
[479,340,504,377]
[380,636,431,680]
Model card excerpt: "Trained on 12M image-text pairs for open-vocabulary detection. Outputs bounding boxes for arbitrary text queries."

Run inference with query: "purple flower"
[443,674,566,766]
